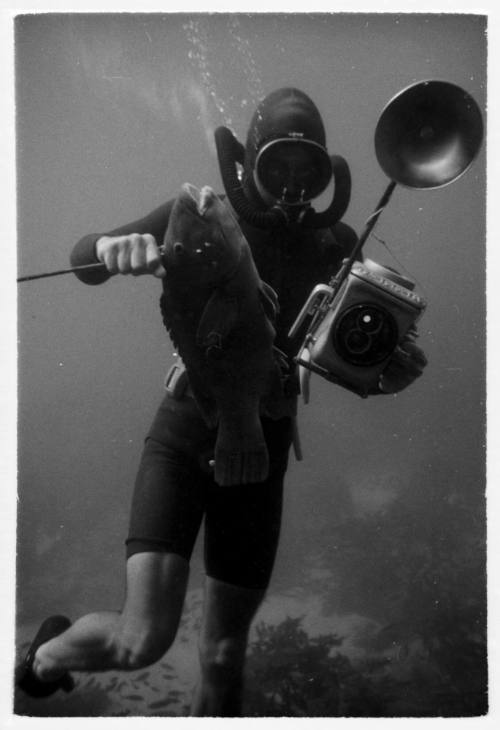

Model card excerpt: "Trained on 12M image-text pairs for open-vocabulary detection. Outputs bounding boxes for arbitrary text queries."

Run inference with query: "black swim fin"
[16,614,75,698]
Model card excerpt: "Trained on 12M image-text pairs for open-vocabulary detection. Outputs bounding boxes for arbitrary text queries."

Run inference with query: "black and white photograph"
[4,6,492,721]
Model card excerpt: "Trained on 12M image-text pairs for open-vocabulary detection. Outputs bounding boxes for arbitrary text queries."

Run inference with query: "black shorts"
[126,393,293,590]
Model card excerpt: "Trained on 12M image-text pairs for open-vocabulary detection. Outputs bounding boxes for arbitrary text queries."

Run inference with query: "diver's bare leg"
[191,576,265,717]
[32,552,189,681]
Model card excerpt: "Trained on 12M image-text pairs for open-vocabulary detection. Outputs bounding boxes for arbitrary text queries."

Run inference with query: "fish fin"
[196,290,239,349]
[259,281,279,322]
[214,413,269,486]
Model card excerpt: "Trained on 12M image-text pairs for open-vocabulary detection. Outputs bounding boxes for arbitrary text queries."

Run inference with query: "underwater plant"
[244,460,487,718]
[244,605,486,717]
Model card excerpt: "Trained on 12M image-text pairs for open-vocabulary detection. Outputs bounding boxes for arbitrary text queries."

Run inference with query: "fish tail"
[214,416,269,486]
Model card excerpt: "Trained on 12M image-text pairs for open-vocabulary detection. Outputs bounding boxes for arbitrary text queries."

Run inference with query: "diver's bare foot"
[16,615,75,698]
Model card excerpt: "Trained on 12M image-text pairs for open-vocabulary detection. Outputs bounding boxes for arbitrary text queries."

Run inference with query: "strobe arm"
[288,284,334,341]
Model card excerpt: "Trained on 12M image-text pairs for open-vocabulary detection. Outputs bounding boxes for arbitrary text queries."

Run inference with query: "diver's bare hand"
[378,329,428,394]
[96,234,166,278]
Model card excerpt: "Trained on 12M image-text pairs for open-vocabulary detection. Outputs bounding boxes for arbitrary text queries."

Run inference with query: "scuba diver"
[16,88,427,716]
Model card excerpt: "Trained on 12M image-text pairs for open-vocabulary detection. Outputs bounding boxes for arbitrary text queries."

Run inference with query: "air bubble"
[183,16,264,133]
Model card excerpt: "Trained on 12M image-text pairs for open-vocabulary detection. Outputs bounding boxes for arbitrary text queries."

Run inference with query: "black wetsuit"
[71,200,357,589]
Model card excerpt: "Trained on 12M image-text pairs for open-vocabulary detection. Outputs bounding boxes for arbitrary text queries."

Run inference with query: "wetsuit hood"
[245,87,328,169]
[214,87,351,229]
[246,89,332,203]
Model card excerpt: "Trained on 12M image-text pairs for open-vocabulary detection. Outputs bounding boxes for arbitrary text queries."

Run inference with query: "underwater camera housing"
[289,79,483,399]
[290,259,426,397]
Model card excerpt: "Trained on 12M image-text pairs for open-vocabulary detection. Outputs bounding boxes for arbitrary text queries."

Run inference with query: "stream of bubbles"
[182,16,265,133]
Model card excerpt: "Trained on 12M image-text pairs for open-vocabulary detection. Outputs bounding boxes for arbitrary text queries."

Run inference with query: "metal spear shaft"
[17,245,166,283]
[17,262,108,283]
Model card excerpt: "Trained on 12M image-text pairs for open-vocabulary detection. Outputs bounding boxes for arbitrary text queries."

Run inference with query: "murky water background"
[15,13,487,717]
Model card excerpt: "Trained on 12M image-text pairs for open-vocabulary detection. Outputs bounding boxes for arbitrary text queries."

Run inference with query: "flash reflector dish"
[375,80,483,189]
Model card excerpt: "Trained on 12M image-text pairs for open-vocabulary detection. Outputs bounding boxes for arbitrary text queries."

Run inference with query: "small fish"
[149,698,173,709]
[124,693,144,701]
[162,184,279,486]
[167,690,183,698]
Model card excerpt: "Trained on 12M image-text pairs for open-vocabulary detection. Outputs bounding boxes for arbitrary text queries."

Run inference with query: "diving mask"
[254,138,333,207]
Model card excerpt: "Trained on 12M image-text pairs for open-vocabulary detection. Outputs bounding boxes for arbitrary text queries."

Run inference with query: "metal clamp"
[164,362,189,399]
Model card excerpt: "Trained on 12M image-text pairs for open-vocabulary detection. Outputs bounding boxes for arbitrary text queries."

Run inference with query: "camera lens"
[345,329,371,354]
[358,310,383,334]
[333,303,398,365]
